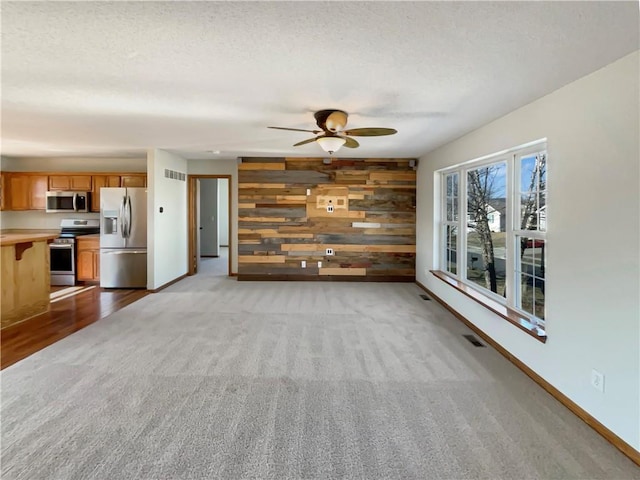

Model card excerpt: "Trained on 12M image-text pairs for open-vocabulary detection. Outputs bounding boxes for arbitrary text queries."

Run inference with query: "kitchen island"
[1,231,58,328]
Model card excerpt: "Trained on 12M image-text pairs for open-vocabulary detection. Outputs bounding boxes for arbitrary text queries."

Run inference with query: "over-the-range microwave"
[45,191,90,213]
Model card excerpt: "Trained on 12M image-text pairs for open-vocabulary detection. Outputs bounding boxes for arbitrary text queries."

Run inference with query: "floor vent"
[463,334,486,347]
[419,294,431,301]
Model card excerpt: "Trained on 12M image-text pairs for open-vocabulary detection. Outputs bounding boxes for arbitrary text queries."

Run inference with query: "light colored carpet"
[197,247,229,277]
[2,267,638,479]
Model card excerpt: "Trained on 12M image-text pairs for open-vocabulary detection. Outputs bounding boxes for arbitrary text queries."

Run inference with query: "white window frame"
[441,172,459,276]
[438,140,547,327]
[512,147,547,325]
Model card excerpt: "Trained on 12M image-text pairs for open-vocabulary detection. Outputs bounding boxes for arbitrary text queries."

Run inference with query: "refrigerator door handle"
[126,195,132,239]
[120,196,127,240]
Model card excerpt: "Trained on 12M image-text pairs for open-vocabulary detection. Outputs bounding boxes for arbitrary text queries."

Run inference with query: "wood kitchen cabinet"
[6,174,48,210]
[0,173,5,210]
[49,175,92,191]
[121,175,146,188]
[2,171,145,210]
[91,175,121,212]
[76,235,100,282]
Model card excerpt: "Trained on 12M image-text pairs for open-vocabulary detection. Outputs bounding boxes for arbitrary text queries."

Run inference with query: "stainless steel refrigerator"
[100,187,147,288]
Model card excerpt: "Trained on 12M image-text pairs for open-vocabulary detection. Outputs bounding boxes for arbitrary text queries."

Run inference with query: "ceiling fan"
[268,109,397,154]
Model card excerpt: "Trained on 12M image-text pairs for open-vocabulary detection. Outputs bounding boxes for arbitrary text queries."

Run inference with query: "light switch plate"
[591,369,605,393]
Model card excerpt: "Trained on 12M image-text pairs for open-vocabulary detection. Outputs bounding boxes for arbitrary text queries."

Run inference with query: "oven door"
[50,243,76,286]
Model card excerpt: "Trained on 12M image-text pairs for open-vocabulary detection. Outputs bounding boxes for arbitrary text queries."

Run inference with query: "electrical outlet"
[591,369,605,393]
[301,260,306,268]
[306,188,311,196]
[326,248,334,256]
[327,205,334,213]
[317,261,322,268]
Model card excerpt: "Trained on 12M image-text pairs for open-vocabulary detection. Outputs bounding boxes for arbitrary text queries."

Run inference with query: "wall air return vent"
[164,169,186,181]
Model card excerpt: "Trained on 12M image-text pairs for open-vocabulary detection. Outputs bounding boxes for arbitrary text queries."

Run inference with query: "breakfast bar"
[1,232,58,328]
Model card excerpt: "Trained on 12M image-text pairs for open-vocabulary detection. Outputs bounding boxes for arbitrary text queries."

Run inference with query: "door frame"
[187,174,233,276]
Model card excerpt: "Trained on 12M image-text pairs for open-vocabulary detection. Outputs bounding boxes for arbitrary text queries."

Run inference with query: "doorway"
[187,175,232,276]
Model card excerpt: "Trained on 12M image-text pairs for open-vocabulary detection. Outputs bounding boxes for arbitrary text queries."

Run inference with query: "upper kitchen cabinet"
[49,175,92,191]
[0,173,5,210]
[121,175,146,188]
[91,175,121,212]
[2,171,146,211]
[6,174,48,210]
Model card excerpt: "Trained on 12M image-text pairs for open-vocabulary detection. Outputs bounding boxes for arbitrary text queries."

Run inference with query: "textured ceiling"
[1,1,638,160]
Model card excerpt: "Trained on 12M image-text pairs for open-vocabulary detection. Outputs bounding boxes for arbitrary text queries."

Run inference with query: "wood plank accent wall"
[238,157,416,281]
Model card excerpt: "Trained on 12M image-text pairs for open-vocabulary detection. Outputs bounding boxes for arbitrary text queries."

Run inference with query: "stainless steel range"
[50,219,100,286]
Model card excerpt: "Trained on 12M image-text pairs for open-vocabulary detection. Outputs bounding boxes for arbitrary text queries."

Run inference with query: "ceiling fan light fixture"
[325,110,348,132]
[317,136,346,154]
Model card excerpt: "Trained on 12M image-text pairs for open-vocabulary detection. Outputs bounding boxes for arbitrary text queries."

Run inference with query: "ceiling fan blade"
[268,126,321,134]
[293,137,318,147]
[343,127,397,137]
[342,136,359,148]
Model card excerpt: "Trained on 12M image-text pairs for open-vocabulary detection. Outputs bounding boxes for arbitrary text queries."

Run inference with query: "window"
[442,172,459,275]
[466,161,507,294]
[515,151,547,321]
[439,142,547,333]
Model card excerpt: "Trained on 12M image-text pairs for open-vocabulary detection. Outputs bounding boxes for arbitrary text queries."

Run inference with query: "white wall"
[199,178,219,256]
[218,178,229,246]
[147,149,188,290]
[187,159,237,273]
[416,51,639,451]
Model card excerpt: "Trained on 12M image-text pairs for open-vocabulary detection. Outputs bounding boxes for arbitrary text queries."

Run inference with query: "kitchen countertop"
[0,230,60,247]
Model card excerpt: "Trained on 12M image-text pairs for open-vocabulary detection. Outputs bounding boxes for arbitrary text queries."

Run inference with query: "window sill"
[430,270,547,343]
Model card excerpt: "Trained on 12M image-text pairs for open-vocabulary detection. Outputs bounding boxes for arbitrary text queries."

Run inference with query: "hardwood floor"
[1,286,148,369]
